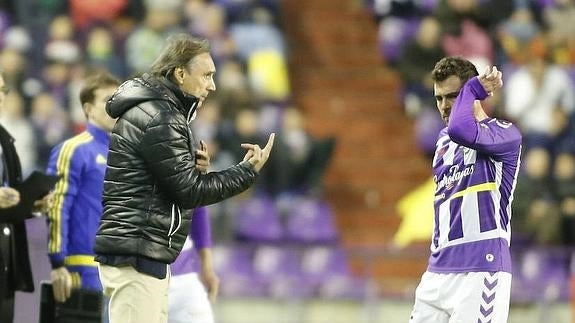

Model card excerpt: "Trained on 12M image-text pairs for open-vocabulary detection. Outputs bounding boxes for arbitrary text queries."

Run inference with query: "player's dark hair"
[431,57,479,83]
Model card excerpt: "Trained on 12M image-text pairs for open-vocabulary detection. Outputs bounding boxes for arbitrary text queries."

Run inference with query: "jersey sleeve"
[46,141,84,268]
[448,77,522,159]
[190,206,212,249]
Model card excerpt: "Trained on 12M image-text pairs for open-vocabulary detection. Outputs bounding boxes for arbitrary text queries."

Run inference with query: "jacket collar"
[86,123,110,146]
[156,76,200,123]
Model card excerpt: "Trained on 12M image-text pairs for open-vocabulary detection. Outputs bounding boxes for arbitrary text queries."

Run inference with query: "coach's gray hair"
[149,34,210,80]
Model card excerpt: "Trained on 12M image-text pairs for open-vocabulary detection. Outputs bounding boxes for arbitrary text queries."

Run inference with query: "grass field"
[214,298,571,323]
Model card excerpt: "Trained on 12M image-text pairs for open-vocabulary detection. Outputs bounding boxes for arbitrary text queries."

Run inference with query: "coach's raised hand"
[242,133,275,172]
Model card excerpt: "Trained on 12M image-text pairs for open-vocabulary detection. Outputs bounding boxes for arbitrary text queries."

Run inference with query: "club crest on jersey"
[495,119,512,128]
[96,154,107,164]
[489,118,512,129]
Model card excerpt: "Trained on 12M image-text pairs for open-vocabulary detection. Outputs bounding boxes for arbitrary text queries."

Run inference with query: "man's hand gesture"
[242,133,275,172]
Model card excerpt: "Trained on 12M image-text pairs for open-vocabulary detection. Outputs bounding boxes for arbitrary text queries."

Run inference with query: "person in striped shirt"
[409,57,522,323]
[46,72,121,303]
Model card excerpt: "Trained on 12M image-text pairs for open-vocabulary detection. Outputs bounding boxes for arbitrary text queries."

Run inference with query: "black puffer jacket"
[94,74,258,263]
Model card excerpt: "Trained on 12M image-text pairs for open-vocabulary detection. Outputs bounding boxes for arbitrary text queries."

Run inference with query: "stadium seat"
[284,197,338,244]
[511,247,570,303]
[301,246,366,300]
[378,17,421,63]
[234,196,284,243]
[212,245,267,298]
[252,245,316,299]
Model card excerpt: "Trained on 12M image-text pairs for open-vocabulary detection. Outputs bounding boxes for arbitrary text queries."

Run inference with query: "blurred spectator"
[0,91,37,175]
[85,26,127,78]
[41,60,73,109]
[218,0,282,27]
[1,26,32,53]
[185,1,236,64]
[397,16,444,98]
[44,15,81,65]
[497,7,540,65]
[124,0,184,75]
[228,6,285,62]
[0,48,26,95]
[512,148,562,245]
[1,0,67,27]
[216,58,253,118]
[396,16,445,157]
[434,0,514,66]
[29,91,72,168]
[542,0,575,65]
[503,38,575,151]
[69,0,128,30]
[371,0,435,19]
[372,0,435,63]
[441,18,493,67]
[503,38,575,246]
[554,146,575,245]
[433,0,492,66]
[433,0,513,36]
[193,98,235,170]
[264,107,336,196]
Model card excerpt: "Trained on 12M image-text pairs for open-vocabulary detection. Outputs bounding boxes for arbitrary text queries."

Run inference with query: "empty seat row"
[210,244,366,300]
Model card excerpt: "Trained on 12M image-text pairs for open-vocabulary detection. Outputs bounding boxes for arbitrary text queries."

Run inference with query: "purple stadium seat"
[212,245,267,298]
[378,17,421,63]
[301,246,366,300]
[284,197,338,244]
[234,196,284,243]
[511,248,570,303]
[252,245,316,299]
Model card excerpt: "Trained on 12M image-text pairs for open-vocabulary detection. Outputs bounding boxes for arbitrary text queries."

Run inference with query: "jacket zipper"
[168,204,182,248]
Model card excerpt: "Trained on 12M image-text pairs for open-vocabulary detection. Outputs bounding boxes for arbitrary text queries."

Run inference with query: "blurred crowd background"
[1,0,575,322]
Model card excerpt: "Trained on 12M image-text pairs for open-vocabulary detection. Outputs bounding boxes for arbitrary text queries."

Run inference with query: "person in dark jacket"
[94,34,274,323]
[0,71,52,322]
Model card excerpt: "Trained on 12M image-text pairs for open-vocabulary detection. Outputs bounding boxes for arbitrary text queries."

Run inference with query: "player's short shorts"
[409,271,511,323]
[168,272,214,323]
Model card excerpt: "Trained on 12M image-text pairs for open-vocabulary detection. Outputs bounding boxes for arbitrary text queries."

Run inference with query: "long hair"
[149,34,210,81]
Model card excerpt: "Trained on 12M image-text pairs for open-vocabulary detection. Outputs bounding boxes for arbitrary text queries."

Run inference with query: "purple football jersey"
[428,77,522,274]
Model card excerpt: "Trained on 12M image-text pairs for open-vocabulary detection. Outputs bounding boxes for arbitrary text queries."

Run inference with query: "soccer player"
[46,72,121,303]
[409,57,522,323]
